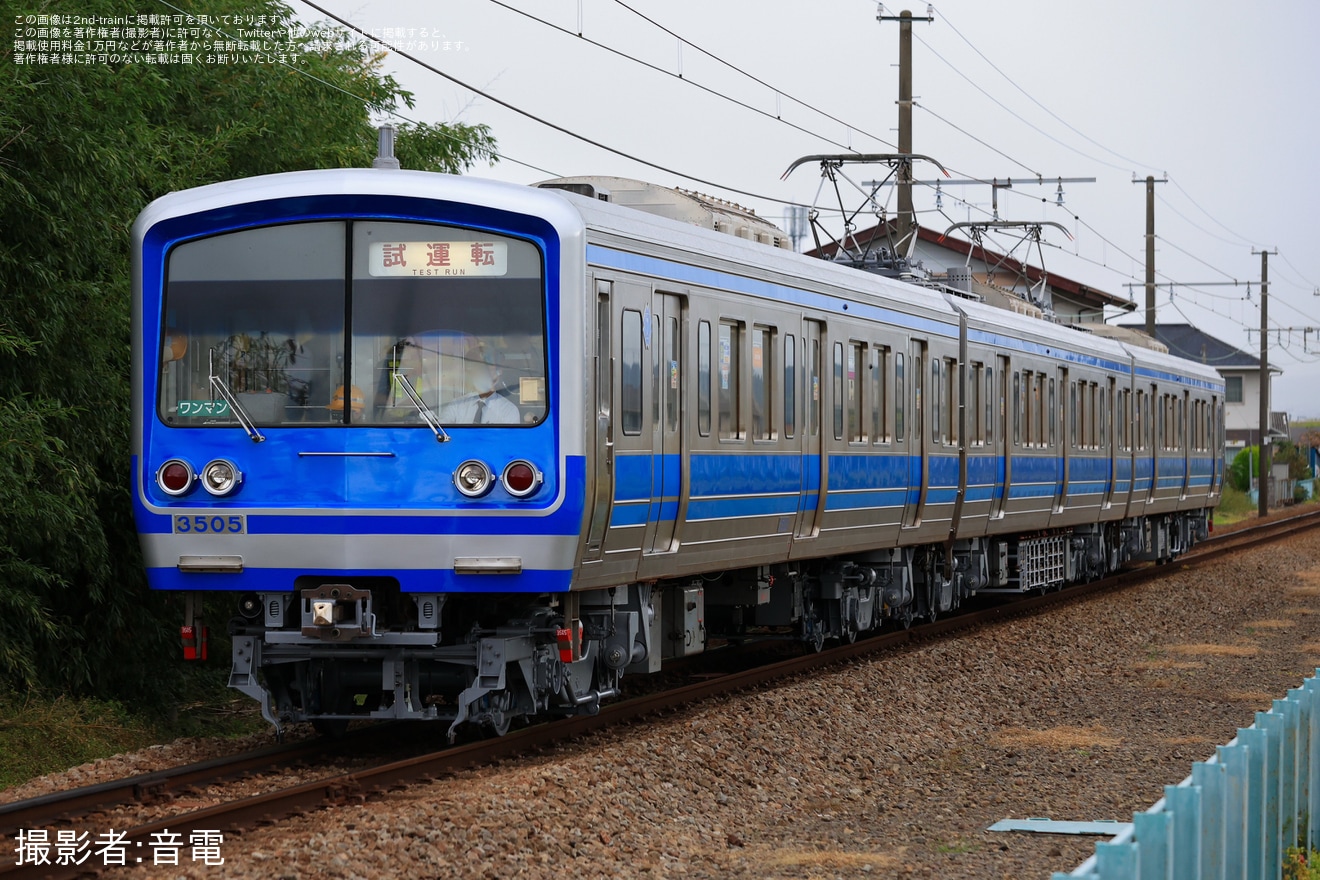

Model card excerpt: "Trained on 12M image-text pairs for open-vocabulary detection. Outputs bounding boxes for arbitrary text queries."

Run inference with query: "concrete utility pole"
[1254,247,1277,516]
[1133,174,1167,336]
[878,5,934,248]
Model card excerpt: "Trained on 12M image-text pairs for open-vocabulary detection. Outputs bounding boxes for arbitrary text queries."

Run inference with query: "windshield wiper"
[391,346,450,443]
[208,349,265,443]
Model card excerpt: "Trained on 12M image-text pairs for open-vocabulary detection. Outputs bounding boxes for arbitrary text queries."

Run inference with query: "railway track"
[4,506,1318,879]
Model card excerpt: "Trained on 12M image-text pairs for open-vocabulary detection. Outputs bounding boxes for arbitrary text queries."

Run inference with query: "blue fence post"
[1239,725,1267,879]
[1259,708,1284,878]
[1279,697,1300,856]
[1308,674,1320,852]
[1290,683,1313,858]
[1133,810,1170,879]
[1168,783,1202,880]
[1095,840,1137,879]
[1192,761,1225,880]
[1216,742,1247,879]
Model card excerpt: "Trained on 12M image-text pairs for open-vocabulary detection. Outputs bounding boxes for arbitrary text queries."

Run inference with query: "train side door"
[1103,377,1117,509]
[583,281,614,563]
[1057,367,1070,515]
[795,320,824,539]
[902,338,927,529]
[602,280,655,572]
[1188,393,1198,501]
[645,292,684,554]
[990,355,1009,519]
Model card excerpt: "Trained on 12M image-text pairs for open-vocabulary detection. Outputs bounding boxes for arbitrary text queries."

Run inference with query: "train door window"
[1035,374,1046,448]
[969,363,982,446]
[944,357,958,445]
[784,334,796,438]
[912,351,924,446]
[1100,387,1108,448]
[848,343,864,443]
[871,346,889,444]
[809,337,821,438]
[1158,394,1167,451]
[986,365,995,445]
[832,342,844,441]
[718,321,742,440]
[621,309,643,436]
[752,326,772,441]
[697,320,711,437]
[1069,382,1078,448]
[1136,391,1143,451]
[1048,377,1057,448]
[1012,371,1021,446]
[665,314,679,433]
[596,293,611,418]
[894,352,905,441]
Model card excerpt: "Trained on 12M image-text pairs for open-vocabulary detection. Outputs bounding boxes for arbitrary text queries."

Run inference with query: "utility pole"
[878,5,933,249]
[1132,174,1167,336]
[1254,247,1277,517]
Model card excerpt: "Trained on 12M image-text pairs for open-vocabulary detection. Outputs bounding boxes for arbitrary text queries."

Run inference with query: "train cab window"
[784,334,796,438]
[162,221,548,429]
[752,327,773,441]
[621,310,643,436]
[848,343,864,443]
[894,352,905,441]
[698,321,711,436]
[719,321,742,440]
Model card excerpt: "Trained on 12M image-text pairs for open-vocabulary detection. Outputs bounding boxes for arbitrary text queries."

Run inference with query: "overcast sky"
[304,0,1320,420]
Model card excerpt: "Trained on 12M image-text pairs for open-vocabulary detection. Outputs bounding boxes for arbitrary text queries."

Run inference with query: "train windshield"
[159,220,547,427]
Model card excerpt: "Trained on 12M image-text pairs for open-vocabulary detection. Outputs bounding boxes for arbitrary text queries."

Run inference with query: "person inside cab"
[438,344,520,425]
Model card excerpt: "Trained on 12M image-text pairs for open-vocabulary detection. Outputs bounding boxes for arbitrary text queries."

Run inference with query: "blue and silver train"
[132,164,1224,737]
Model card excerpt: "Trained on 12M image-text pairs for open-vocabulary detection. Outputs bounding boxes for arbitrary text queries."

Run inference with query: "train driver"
[437,344,520,425]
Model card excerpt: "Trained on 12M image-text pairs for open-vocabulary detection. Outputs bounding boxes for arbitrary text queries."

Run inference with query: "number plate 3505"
[173,514,246,534]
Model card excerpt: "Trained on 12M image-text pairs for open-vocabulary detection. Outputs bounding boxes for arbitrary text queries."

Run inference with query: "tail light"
[501,460,543,498]
[157,459,195,496]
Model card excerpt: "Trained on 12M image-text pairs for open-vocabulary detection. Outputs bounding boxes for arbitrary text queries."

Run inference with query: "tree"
[0,0,496,700]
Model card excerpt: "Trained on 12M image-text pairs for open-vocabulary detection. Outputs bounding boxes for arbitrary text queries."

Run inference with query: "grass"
[1215,485,1255,526]
[0,672,266,791]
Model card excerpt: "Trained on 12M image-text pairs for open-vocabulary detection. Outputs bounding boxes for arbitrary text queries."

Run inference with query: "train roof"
[135,168,1223,391]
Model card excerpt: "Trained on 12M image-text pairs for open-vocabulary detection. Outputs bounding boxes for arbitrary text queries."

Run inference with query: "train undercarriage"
[223,509,1211,739]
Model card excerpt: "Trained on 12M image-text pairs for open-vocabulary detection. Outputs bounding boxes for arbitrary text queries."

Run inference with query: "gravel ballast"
[14,523,1320,879]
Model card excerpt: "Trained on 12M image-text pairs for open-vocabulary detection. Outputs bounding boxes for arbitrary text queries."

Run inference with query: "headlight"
[454,459,493,498]
[201,459,243,496]
[501,460,543,498]
[156,459,195,496]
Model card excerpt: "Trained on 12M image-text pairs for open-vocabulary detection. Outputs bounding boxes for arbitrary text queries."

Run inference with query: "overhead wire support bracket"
[783,153,949,272]
[940,220,1073,314]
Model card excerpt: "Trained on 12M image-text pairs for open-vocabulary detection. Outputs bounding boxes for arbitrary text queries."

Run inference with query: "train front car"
[132,170,644,738]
